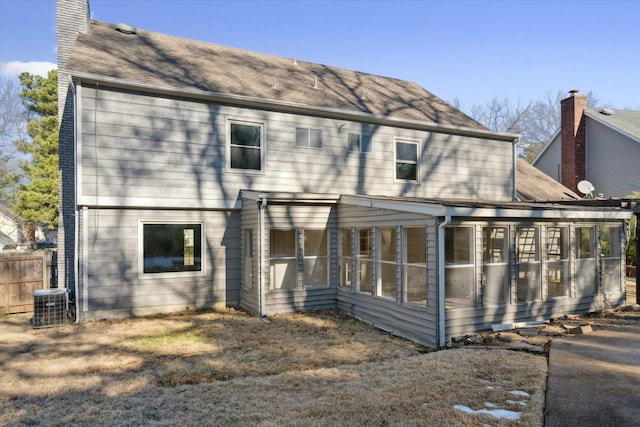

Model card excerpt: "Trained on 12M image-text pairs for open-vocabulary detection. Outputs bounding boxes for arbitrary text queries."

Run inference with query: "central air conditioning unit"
[33,288,68,328]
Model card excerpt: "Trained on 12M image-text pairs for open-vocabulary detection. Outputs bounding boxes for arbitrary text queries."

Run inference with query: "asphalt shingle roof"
[67,20,485,129]
[585,108,640,142]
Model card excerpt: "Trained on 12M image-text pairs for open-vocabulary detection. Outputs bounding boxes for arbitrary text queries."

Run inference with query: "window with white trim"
[377,227,397,299]
[303,229,328,287]
[403,227,427,306]
[546,226,569,298]
[445,226,475,308]
[395,140,418,181]
[269,229,297,289]
[295,128,322,148]
[229,120,264,171]
[516,226,541,302]
[140,222,204,276]
[356,228,373,294]
[348,133,372,152]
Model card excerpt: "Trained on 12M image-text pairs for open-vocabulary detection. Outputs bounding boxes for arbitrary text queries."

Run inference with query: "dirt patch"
[1,308,546,426]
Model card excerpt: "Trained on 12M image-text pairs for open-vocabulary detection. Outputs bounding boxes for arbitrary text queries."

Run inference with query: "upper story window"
[296,128,322,149]
[395,140,418,181]
[229,120,264,171]
[348,133,371,153]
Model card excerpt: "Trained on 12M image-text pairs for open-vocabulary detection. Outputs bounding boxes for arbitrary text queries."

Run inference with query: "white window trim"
[394,138,420,183]
[138,220,206,280]
[226,117,266,174]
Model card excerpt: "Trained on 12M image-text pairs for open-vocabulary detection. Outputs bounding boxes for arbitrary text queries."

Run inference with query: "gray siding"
[78,84,514,209]
[533,134,561,181]
[337,204,439,347]
[239,197,260,314]
[79,208,240,320]
[586,118,640,197]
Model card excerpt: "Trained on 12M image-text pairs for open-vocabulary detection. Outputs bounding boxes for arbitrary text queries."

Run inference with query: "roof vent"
[115,23,137,34]
[599,108,614,116]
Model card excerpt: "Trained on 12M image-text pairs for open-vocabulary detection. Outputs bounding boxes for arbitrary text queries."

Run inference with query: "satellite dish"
[577,180,595,199]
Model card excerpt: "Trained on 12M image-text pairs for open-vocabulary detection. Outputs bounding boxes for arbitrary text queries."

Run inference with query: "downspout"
[512,137,521,201]
[257,195,268,318]
[438,211,452,348]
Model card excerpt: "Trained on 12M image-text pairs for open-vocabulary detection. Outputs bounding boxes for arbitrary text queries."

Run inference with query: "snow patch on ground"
[510,390,530,397]
[453,404,522,420]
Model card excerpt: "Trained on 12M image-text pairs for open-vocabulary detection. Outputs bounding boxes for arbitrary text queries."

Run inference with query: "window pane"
[143,223,202,274]
[231,123,261,147]
[358,228,371,258]
[445,227,473,264]
[380,262,396,298]
[483,264,509,305]
[547,227,568,261]
[576,259,597,295]
[396,163,417,181]
[230,146,261,170]
[602,259,622,292]
[341,229,352,257]
[516,263,541,302]
[270,259,297,289]
[548,261,569,298]
[358,260,372,293]
[310,129,322,148]
[601,226,620,257]
[517,227,539,262]
[270,229,296,257]
[361,135,372,152]
[243,229,253,288]
[340,228,352,289]
[305,230,327,257]
[577,227,595,259]
[396,142,417,161]
[379,228,396,262]
[348,133,360,151]
[445,266,474,308]
[405,265,426,305]
[405,228,426,265]
[295,128,308,147]
[483,227,508,263]
[304,258,327,286]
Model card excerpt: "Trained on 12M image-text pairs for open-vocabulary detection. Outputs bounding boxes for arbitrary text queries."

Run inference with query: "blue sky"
[1,0,639,110]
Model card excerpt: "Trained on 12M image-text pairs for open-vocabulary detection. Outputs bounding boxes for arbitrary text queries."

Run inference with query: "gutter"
[69,71,520,143]
[437,211,452,348]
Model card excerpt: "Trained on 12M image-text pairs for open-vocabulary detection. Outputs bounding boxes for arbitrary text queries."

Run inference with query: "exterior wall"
[77,208,240,320]
[77,84,514,210]
[337,204,439,347]
[239,196,259,314]
[444,220,627,341]
[532,134,561,181]
[586,118,640,198]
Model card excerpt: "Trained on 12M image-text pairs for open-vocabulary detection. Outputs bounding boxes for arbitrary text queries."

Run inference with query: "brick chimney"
[560,90,587,193]
[56,0,89,301]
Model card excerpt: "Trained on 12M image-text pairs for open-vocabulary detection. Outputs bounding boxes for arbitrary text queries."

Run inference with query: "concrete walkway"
[545,323,640,426]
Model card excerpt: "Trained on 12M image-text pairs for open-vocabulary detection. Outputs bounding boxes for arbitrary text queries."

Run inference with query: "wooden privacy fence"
[1,250,56,314]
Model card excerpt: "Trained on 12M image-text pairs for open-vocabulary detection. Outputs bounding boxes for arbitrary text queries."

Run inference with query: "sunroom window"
[482,227,509,305]
[547,227,569,298]
[576,226,597,296]
[445,227,475,308]
[303,229,328,287]
[356,228,373,294]
[377,227,397,299]
[601,226,622,292]
[403,227,427,306]
[270,229,297,289]
[229,121,263,171]
[516,227,541,302]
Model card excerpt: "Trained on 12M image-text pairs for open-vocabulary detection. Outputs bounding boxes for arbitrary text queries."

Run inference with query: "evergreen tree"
[13,70,59,230]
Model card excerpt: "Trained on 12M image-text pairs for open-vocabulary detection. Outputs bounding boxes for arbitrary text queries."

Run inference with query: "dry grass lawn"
[1,309,547,426]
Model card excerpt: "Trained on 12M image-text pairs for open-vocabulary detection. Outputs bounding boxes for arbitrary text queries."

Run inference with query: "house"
[0,207,23,251]
[57,0,633,347]
[533,90,640,198]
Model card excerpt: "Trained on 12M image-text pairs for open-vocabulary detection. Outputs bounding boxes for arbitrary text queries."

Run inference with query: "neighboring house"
[57,0,633,347]
[0,208,22,251]
[533,90,640,198]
